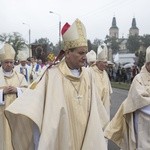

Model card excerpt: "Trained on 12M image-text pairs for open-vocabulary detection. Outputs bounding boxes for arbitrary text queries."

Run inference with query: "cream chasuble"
[5,60,108,150]
[87,65,112,121]
[104,65,150,150]
[0,67,28,150]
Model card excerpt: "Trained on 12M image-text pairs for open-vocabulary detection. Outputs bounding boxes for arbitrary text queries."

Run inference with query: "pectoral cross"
[76,94,83,104]
[70,80,83,104]
[76,95,83,105]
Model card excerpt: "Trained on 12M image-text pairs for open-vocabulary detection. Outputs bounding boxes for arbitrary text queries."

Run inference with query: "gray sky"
[0,0,150,44]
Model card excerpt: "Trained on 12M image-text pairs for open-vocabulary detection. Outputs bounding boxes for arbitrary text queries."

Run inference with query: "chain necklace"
[70,80,83,104]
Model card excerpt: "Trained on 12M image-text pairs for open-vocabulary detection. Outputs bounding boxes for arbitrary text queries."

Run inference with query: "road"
[108,88,128,150]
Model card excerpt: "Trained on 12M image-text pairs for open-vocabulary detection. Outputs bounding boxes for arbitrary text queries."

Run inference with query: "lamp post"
[22,22,31,57]
[49,11,61,50]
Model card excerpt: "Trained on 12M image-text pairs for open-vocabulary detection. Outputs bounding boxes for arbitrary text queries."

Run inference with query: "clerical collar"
[3,70,14,77]
[70,69,80,77]
[21,65,26,68]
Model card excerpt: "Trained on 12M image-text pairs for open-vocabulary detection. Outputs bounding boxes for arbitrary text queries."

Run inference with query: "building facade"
[109,17,139,38]
[108,17,139,64]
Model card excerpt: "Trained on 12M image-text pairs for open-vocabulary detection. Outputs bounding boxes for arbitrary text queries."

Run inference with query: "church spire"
[109,16,119,38]
[111,17,117,28]
[131,18,137,28]
[129,17,139,36]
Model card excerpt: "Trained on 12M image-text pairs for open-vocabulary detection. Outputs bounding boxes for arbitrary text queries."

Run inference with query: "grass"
[111,81,131,90]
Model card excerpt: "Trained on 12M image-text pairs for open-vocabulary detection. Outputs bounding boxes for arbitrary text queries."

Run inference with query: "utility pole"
[49,11,61,50]
[23,22,32,57]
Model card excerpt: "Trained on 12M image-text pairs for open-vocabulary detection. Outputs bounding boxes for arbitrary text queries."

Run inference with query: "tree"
[92,38,102,52]
[34,37,54,53]
[93,38,102,46]
[0,32,26,57]
[35,37,51,45]
[110,37,120,54]
[87,39,93,52]
[52,42,60,56]
[104,36,119,54]
[140,34,150,48]
[126,35,140,53]
[32,37,61,62]
[0,33,8,41]
[34,38,62,56]
[136,51,145,69]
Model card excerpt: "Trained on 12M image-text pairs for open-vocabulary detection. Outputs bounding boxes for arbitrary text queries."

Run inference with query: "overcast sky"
[0,0,150,44]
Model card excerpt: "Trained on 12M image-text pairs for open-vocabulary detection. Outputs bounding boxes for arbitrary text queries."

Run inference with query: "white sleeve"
[134,105,150,141]
[0,89,5,105]
[17,87,23,97]
[33,124,40,150]
[140,105,150,115]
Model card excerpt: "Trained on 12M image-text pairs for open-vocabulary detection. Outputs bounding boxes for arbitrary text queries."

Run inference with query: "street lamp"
[22,22,31,57]
[49,11,61,50]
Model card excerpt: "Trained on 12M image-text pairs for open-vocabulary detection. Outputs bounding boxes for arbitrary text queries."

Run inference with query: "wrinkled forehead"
[2,59,14,63]
[74,46,88,53]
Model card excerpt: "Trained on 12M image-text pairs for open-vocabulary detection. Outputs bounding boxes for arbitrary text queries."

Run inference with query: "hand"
[3,86,17,94]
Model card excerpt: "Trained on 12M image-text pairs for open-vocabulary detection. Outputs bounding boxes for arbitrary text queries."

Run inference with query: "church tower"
[109,17,119,38]
[129,17,139,36]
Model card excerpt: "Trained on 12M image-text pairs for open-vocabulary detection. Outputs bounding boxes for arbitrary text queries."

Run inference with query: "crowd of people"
[0,18,150,150]
[107,64,140,83]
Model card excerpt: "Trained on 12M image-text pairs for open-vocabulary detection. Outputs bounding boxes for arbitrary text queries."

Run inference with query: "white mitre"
[0,43,15,61]
[17,51,28,61]
[86,50,96,64]
[97,44,108,62]
[146,46,150,63]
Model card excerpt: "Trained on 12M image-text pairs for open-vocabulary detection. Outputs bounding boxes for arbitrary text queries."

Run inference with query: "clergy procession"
[0,18,150,150]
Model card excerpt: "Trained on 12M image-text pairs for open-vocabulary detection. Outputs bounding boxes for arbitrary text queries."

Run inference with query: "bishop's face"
[65,46,87,69]
[2,59,14,72]
[96,61,108,71]
[20,61,26,67]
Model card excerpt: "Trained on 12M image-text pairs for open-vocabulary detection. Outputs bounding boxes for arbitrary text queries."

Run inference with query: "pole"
[49,11,61,50]
[59,20,61,50]
[23,22,31,57]
[29,28,31,57]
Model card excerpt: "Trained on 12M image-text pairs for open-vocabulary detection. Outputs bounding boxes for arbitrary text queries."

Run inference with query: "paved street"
[108,88,129,150]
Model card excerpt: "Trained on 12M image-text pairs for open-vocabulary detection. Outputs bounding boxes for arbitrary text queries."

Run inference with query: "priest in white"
[15,50,32,84]
[104,46,150,149]
[0,43,28,150]
[30,57,42,82]
[87,44,112,121]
